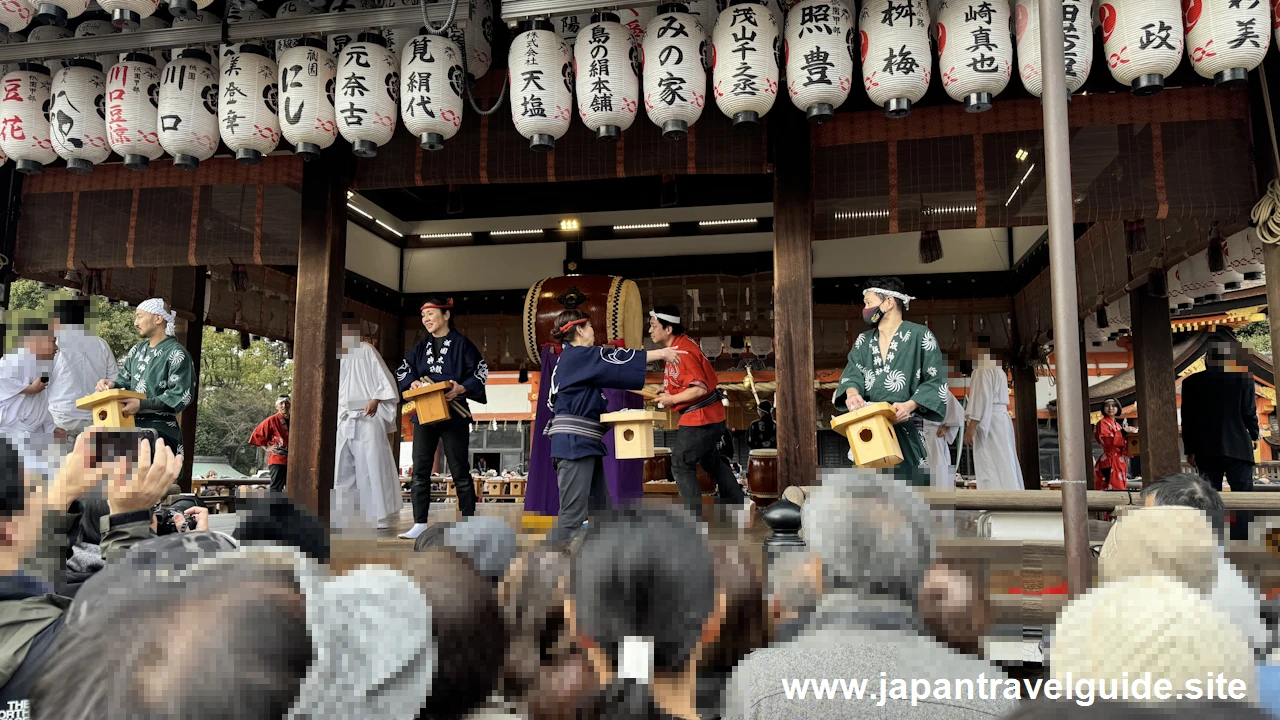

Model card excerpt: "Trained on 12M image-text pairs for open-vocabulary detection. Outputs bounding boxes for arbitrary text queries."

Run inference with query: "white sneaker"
[398,522,429,540]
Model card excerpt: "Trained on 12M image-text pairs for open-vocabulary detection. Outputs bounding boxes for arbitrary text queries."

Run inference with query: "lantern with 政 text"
[106,53,162,170]
[1183,0,1268,87]
[643,3,707,139]
[859,0,930,117]
[400,33,464,151]
[712,0,781,127]
[336,32,398,157]
[785,0,854,123]
[158,49,218,170]
[49,59,109,173]
[576,13,639,141]
[218,45,279,165]
[1014,0,1092,96]
[508,20,572,152]
[936,0,1011,111]
[1099,0,1183,94]
[278,38,337,159]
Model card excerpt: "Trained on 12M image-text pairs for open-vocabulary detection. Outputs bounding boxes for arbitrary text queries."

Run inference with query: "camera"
[88,428,160,467]
[154,493,205,536]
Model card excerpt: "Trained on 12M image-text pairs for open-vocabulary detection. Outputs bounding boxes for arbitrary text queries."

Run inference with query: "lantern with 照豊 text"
[1182,0,1269,87]
[158,49,218,170]
[860,0,931,117]
[643,3,707,139]
[1014,0,1092,96]
[509,20,573,152]
[712,0,780,128]
[576,13,639,141]
[278,38,337,159]
[1099,0,1183,94]
[336,33,399,157]
[50,59,110,174]
[106,53,163,170]
[400,33,465,151]
[218,45,280,165]
[785,0,854,124]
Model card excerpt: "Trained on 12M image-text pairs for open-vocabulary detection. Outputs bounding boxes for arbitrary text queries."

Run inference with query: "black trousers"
[672,421,746,518]
[551,456,611,545]
[1198,454,1254,542]
[411,418,475,521]
[268,463,288,493]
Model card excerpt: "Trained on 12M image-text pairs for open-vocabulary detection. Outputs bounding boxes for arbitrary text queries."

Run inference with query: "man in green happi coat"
[833,277,949,487]
[95,298,195,465]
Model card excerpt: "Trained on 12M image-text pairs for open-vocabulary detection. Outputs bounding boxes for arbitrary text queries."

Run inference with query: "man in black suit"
[1181,340,1260,541]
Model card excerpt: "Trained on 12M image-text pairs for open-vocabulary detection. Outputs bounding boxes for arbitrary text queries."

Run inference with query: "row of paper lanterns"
[1166,228,1266,310]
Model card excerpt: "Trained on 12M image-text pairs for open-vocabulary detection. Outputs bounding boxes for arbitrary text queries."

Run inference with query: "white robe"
[965,362,1025,491]
[923,391,964,489]
[49,326,118,433]
[334,341,402,527]
[0,348,56,478]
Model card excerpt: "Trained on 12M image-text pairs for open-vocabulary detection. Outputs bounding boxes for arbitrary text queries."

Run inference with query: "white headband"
[649,310,682,324]
[617,636,654,684]
[866,287,915,310]
[138,297,177,336]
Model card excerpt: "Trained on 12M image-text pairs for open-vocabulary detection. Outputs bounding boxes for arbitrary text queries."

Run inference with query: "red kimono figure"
[1093,398,1134,490]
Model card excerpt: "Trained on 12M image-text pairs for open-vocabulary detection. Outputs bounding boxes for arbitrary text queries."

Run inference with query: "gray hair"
[801,469,935,603]
[1141,473,1226,543]
[769,551,820,617]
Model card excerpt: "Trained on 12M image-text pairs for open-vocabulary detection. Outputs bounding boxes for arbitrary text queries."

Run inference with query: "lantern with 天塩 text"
[218,45,279,165]
[860,0,930,117]
[0,64,55,174]
[49,59,109,173]
[712,0,780,127]
[576,13,639,141]
[1183,0,1268,87]
[106,54,162,170]
[1098,0,1183,94]
[336,33,398,157]
[278,38,337,159]
[275,0,320,60]
[553,12,585,43]
[0,0,32,33]
[34,0,86,26]
[936,0,1011,112]
[157,49,218,170]
[508,20,572,152]
[99,0,155,28]
[785,0,854,123]
[643,3,707,139]
[400,33,464,151]
[1014,0,1092,96]
[327,0,369,58]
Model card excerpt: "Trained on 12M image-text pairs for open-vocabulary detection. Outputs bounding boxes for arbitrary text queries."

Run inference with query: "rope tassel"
[1124,220,1148,254]
[1207,220,1226,273]
[919,229,943,264]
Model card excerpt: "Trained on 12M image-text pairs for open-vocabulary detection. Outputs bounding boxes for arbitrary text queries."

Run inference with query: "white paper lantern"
[377,0,420,59]
[157,48,218,169]
[574,15,640,141]
[935,0,1011,111]
[74,17,118,75]
[1098,0,1183,93]
[327,0,370,58]
[171,11,219,72]
[219,45,279,164]
[859,0,930,116]
[278,38,337,158]
[105,53,161,169]
[49,59,108,173]
[27,24,71,69]
[1183,250,1224,303]
[712,1,780,127]
[98,0,154,28]
[34,0,86,26]
[1167,259,1194,310]
[0,64,55,173]
[275,0,321,60]
[687,0,720,31]
[1183,0,1268,87]
[336,32,397,156]
[0,0,33,32]
[643,4,707,138]
[1225,227,1265,280]
[553,12,587,43]
[445,0,493,79]
[222,0,272,62]
[508,21,572,151]
[400,33,464,151]
[0,31,27,78]
[120,15,170,71]
[165,0,209,20]
[1014,0,1092,96]
[785,0,853,123]
[619,6,658,39]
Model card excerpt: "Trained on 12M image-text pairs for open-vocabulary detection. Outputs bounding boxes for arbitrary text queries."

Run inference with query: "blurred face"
[421,308,449,336]
[648,316,672,345]
[26,332,56,360]
[134,308,164,338]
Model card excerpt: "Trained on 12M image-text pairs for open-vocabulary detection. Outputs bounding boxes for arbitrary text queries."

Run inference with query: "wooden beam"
[169,266,207,492]
[1012,363,1041,490]
[290,150,353,523]
[1131,285,1181,485]
[772,111,817,492]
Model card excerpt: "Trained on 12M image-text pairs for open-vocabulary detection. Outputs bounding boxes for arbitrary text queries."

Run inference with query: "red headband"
[421,298,454,311]
[559,317,589,333]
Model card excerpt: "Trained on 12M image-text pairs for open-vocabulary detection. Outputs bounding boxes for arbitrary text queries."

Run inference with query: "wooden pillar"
[1012,361,1041,489]
[169,266,206,492]
[1267,244,1280,408]
[290,151,352,522]
[772,111,817,492]
[1130,286,1180,485]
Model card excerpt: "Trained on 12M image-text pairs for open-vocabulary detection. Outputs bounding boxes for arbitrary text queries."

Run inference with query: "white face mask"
[341,335,361,351]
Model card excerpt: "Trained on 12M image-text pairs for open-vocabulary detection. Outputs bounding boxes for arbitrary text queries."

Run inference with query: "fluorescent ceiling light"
[375,219,403,237]
[1005,163,1037,207]
[347,203,372,219]
[699,218,758,227]
[834,209,890,220]
[419,232,472,239]
[491,229,545,237]
[612,223,670,231]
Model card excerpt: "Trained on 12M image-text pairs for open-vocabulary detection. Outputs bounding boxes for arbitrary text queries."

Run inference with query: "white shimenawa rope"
[137,297,177,336]
[1251,180,1280,246]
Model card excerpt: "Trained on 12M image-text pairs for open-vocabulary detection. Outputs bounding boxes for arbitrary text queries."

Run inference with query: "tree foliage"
[1238,320,1272,358]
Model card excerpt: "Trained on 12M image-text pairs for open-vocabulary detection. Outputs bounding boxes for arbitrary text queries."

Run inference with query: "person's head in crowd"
[134,298,175,341]
[340,312,364,352]
[570,508,723,720]
[696,543,766,717]
[276,395,291,419]
[648,305,685,346]
[756,400,774,419]
[551,308,594,347]
[420,296,455,337]
[1000,700,1274,719]
[800,469,934,606]
[233,495,330,563]
[17,320,56,361]
[1051,574,1255,704]
[919,561,990,655]
[415,516,518,584]
[768,550,821,644]
[1099,506,1219,594]
[1205,338,1235,371]
[1101,397,1122,418]
[1142,473,1227,544]
[52,296,90,330]
[862,276,909,327]
[398,547,509,719]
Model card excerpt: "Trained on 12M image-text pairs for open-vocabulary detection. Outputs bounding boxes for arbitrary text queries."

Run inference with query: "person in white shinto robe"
[334,321,403,530]
[924,390,964,489]
[0,326,59,479]
[963,340,1025,491]
[50,298,118,438]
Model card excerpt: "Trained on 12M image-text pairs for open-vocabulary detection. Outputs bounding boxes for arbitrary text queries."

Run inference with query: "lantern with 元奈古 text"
[1183,0,1268,87]
[49,59,109,173]
[336,32,398,157]
[712,0,780,128]
[643,3,707,139]
[1098,0,1183,94]
[400,33,464,151]
[576,13,639,141]
[936,0,1011,112]
[278,38,337,159]
[859,0,930,117]
[1014,0,1092,96]
[508,20,573,152]
[158,49,219,170]
[785,0,854,123]
[106,53,162,170]
[218,44,279,165]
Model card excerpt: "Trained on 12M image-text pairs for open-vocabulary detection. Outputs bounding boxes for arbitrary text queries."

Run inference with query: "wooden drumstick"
[629,389,659,400]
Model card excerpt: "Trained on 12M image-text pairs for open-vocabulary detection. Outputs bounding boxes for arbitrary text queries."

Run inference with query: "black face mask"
[862,305,884,327]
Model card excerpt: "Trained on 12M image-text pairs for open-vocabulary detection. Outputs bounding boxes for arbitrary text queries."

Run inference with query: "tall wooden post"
[291,151,352,522]
[1012,361,1041,489]
[1130,285,1180,484]
[169,266,206,492]
[1267,245,1280,399]
[772,111,817,491]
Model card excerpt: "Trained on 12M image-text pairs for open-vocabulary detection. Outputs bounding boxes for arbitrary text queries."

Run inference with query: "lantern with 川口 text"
[508,19,573,152]
[0,64,55,174]
[0,0,32,33]
[49,59,109,174]
[860,0,930,117]
[278,38,337,159]
[643,3,707,139]
[785,0,854,123]
[1014,0,1092,96]
[34,0,86,26]
[99,0,155,29]
[1183,0,1268,87]
[158,49,218,170]
[400,33,464,151]
[275,0,320,60]
[712,0,781,128]
[1099,0,1183,94]
[576,13,639,141]
[106,53,162,170]
[936,0,1011,112]
[218,45,279,165]
[336,32,398,157]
